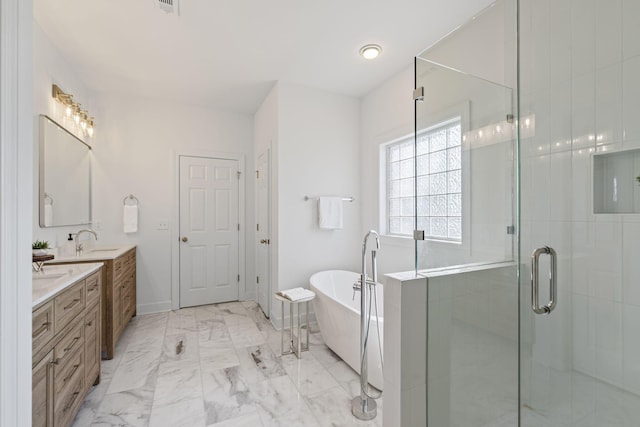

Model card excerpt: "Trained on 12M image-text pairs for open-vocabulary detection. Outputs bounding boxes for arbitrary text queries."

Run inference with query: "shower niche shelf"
[593,148,640,214]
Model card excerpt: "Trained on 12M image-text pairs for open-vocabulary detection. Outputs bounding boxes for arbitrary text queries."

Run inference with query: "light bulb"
[73,104,81,124]
[87,118,94,137]
[359,44,381,60]
[65,105,72,117]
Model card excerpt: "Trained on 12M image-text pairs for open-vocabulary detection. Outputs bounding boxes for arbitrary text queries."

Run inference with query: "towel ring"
[123,194,139,206]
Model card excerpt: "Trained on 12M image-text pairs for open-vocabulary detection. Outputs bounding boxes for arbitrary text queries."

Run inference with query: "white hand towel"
[276,287,316,301]
[318,196,343,230]
[44,204,53,227]
[123,205,138,233]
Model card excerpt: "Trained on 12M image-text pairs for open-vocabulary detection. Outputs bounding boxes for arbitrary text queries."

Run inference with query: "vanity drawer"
[33,301,54,356]
[53,367,84,427]
[54,346,83,396]
[85,272,101,308]
[54,281,85,333]
[53,323,83,375]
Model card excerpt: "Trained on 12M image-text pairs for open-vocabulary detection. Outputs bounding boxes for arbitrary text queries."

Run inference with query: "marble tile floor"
[72,301,383,427]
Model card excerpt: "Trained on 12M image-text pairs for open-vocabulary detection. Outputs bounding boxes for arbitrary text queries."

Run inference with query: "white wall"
[33,25,255,314]
[92,93,254,313]
[33,23,96,246]
[359,0,513,276]
[360,66,416,275]
[0,0,34,424]
[254,82,362,324]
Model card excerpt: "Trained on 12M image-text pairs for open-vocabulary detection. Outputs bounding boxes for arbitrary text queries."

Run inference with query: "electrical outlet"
[158,220,169,230]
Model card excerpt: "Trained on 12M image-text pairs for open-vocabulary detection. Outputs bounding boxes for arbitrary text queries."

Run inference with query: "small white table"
[274,291,315,358]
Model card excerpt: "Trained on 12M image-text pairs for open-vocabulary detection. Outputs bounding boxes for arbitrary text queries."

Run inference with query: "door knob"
[260,239,270,244]
[181,237,188,242]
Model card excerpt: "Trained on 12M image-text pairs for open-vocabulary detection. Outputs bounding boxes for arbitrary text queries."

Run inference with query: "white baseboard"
[136,300,172,315]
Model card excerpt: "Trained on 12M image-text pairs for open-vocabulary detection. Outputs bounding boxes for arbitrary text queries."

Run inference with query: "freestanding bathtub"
[310,270,384,390]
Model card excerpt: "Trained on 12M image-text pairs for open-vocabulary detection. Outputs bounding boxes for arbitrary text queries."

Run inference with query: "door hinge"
[238,223,240,231]
[413,230,425,241]
[238,274,240,282]
[256,276,260,284]
[256,170,259,179]
[506,114,514,124]
[413,86,425,102]
[237,171,241,179]
[256,223,260,231]
[507,225,515,235]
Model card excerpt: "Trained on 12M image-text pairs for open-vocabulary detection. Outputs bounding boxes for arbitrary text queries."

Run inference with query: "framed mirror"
[39,115,92,227]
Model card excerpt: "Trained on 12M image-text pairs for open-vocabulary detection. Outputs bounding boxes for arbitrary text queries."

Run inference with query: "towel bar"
[304,195,354,202]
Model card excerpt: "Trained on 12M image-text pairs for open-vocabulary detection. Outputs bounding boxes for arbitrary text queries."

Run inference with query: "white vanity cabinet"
[32,266,102,427]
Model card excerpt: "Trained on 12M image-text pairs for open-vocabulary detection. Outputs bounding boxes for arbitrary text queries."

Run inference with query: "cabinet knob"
[181,236,188,242]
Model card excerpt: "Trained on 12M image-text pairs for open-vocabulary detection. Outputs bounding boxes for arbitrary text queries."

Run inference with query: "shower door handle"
[531,246,557,315]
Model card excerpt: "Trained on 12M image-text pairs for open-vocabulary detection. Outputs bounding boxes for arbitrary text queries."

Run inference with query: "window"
[386,117,462,241]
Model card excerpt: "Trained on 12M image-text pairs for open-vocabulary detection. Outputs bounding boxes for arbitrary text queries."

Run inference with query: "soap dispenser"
[65,233,75,256]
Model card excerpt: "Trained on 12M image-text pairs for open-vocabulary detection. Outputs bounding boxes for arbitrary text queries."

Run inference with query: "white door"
[256,149,271,317]
[179,156,239,307]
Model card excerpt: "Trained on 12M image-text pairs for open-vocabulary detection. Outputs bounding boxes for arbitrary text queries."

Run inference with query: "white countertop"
[33,263,103,309]
[48,244,136,263]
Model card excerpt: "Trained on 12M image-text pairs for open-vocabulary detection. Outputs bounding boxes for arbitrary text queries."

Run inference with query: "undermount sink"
[86,248,119,254]
[32,272,67,281]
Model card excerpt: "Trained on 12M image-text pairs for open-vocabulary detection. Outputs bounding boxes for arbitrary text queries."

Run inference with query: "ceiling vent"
[155,0,180,15]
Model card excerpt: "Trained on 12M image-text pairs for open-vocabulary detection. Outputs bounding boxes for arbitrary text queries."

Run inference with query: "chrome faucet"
[352,229,381,421]
[75,229,98,255]
[354,230,381,292]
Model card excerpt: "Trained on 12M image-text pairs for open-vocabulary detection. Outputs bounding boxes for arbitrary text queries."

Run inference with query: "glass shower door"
[414,57,519,426]
[518,0,640,424]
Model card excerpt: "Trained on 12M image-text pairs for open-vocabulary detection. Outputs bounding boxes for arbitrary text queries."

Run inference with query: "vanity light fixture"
[359,44,381,60]
[87,118,95,137]
[52,84,96,138]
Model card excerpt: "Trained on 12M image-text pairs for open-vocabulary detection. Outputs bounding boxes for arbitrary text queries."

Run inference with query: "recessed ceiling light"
[359,44,381,60]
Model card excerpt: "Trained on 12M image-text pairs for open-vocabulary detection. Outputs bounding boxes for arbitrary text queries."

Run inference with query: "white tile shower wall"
[521,0,640,394]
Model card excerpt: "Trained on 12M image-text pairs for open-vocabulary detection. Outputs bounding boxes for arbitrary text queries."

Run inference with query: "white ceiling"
[34,0,494,114]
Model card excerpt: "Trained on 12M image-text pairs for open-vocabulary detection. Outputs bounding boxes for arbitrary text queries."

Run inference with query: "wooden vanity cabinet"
[32,269,102,427]
[32,349,55,427]
[50,246,136,359]
[103,247,136,359]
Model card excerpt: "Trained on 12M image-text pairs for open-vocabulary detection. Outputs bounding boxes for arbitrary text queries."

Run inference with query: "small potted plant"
[32,240,50,256]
